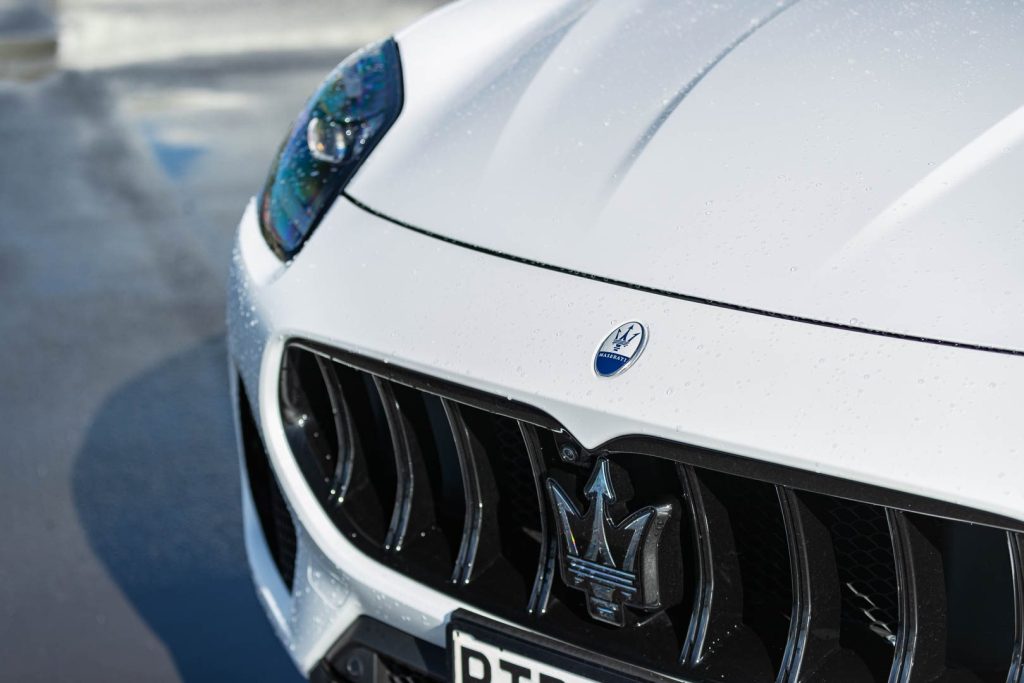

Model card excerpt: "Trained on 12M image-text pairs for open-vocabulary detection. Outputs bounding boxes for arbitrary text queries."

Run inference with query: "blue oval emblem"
[594,321,647,377]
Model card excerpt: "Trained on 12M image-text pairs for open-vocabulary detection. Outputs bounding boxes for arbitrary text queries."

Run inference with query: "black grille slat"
[325,364,398,546]
[833,502,900,643]
[1010,534,1024,683]
[384,385,466,572]
[678,466,775,681]
[372,377,416,552]
[794,493,901,680]
[777,487,847,682]
[443,398,495,584]
[903,516,1014,683]
[519,422,556,614]
[678,464,742,667]
[280,347,340,500]
[454,405,545,608]
[887,511,948,683]
[275,343,1024,683]
[725,478,793,670]
[315,356,356,506]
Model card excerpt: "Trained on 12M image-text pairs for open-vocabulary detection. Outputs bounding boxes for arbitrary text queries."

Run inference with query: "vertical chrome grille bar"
[888,509,919,683]
[1009,532,1024,683]
[444,399,484,584]
[520,422,555,614]
[315,356,356,506]
[775,487,843,683]
[677,465,753,671]
[679,463,715,665]
[887,510,947,683]
[372,377,415,551]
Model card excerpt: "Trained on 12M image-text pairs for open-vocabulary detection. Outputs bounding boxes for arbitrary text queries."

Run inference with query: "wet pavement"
[0,1,442,680]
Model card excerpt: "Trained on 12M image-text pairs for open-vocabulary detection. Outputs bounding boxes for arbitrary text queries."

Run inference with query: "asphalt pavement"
[0,1,442,680]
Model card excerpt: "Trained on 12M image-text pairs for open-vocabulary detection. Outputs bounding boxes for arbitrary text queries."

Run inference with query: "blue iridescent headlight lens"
[259,39,403,259]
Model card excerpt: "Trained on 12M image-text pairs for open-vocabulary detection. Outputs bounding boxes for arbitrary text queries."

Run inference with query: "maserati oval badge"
[594,321,647,377]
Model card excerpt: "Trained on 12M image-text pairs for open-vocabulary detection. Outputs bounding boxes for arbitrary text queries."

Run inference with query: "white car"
[227,2,1024,682]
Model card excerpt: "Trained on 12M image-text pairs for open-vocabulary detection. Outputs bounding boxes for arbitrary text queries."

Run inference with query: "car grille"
[280,341,1024,683]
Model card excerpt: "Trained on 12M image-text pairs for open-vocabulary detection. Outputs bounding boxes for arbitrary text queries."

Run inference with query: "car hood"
[346,0,1024,353]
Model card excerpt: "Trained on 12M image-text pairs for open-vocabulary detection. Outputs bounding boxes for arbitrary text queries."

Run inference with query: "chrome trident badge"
[546,458,673,626]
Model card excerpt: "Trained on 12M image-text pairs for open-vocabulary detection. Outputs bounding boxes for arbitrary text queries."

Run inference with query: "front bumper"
[228,195,1024,676]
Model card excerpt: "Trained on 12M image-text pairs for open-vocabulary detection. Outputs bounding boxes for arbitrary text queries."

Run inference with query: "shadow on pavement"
[71,337,303,682]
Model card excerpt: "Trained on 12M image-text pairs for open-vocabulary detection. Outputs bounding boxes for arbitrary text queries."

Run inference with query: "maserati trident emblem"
[546,458,673,626]
[594,321,647,377]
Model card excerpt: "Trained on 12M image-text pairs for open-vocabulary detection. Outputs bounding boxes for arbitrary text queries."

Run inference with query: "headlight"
[259,39,403,259]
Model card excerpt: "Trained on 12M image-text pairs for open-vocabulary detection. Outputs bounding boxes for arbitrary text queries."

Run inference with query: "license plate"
[448,610,670,683]
[451,628,597,683]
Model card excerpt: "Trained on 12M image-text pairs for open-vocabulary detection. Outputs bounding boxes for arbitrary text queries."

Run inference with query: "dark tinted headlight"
[259,39,402,259]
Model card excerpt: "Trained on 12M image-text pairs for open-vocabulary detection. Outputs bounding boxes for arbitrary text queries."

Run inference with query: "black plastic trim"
[312,616,446,683]
[343,193,1024,358]
[238,375,298,591]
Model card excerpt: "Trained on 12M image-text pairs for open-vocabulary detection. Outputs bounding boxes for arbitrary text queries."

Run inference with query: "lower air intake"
[239,377,297,590]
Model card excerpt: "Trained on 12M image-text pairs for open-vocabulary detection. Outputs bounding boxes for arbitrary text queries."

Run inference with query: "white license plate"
[451,628,598,683]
